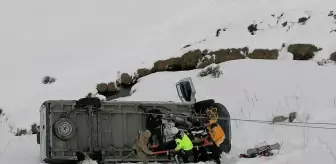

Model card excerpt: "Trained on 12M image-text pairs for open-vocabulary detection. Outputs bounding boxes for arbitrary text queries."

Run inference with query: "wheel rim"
[57,121,73,137]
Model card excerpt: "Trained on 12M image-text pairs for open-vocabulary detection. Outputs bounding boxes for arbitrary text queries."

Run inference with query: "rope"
[97,109,336,130]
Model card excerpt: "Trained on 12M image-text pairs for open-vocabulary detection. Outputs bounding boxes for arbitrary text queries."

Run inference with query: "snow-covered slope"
[1,0,336,163]
[2,59,336,164]
[1,0,336,128]
[119,59,336,164]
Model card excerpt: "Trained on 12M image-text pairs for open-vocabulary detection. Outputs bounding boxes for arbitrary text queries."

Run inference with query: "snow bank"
[120,59,336,164]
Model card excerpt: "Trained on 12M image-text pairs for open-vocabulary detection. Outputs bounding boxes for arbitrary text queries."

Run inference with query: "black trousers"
[207,144,222,164]
[148,127,163,145]
[193,146,211,163]
[176,149,193,163]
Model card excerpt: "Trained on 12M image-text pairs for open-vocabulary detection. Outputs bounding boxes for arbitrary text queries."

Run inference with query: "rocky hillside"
[96,9,336,99]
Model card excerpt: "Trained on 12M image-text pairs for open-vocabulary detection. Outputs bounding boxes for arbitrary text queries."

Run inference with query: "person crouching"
[132,130,154,164]
[170,127,193,163]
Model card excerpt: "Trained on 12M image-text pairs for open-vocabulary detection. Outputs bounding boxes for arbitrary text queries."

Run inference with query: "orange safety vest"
[207,119,225,147]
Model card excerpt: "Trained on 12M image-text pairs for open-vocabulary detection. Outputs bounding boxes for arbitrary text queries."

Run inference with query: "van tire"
[53,118,76,141]
[194,99,215,114]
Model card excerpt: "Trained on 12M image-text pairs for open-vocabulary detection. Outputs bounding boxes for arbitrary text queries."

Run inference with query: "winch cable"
[100,110,336,130]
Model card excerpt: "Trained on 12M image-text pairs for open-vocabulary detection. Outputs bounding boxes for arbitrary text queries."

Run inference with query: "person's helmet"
[205,106,219,121]
[171,127,179,135]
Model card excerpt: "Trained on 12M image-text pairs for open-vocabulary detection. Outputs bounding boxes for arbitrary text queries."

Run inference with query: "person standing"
[204,108,225,164]
[145,109,164,145]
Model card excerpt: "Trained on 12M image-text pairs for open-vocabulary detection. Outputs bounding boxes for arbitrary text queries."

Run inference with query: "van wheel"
[53,118,76,141]
[37,131,40,144]
[194,99,215,114]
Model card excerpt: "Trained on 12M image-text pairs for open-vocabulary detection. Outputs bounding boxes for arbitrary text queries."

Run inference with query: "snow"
[1,0,336,129]
[118,59,336,164]
[1,0,336,163]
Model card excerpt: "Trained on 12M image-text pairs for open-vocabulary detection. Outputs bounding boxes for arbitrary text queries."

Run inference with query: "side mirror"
[176,77,196,103]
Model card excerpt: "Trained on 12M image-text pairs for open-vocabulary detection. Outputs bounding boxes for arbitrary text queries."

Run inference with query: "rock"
[31,124,38,134]
[152,57,182,72]
[197,55,215,68]
[298,16,310,25]
[329,52,336,62]
[132,74,139,84]
[42,76,56,84]
[216,29,221,37]
[248,24,258,35]
[15,128,28,136]
[208,48,246,64]
[282,21,287,27]
[116,80,121,87]
[183,44,191,49]
[106,87,132,101]
[287,44,320,60]
[107,82,118,92]
[181,50,202,70]
[328,11,334,16]
[96,83,108,93]
[247,49,278,59]
[137,68,151,78]
[272,115,288,124]
[202,49,209,55]
[289,112,297,122]
[120,73,132,85]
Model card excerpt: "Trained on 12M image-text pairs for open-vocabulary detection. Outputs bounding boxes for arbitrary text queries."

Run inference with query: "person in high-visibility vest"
[171,127,193,163]
[204,107,225,164]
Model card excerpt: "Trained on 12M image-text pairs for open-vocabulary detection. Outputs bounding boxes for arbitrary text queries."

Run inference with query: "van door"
[175,77,196,103]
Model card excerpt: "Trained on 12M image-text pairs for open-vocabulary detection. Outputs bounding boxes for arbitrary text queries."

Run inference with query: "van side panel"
[49,102,89,159]
[98,104,146,157]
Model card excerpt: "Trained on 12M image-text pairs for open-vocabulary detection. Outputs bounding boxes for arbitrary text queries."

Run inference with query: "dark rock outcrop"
[42,76,56,84]
[197,55,215,69]
[94,43,323,99]
[97,83,108,93]
[248,24,258,35]
[287,44,320,60]
[106,87,132,101]
[181,50,203,70]
[137,68,151,78]
[107,82,118,92]
[208,48,247,64]
[120,73,132,85]
[298,16,311,25]
[152,57,182,72]
[329,52,336,62]
[247,49,278,59]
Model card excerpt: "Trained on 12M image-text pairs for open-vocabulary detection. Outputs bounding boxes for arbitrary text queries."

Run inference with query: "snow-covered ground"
[2,60,336,164]
[122,59,336,164]
[1,0,336,163]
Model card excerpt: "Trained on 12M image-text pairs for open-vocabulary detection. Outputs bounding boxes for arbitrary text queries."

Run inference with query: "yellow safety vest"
[175,133,193,151]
